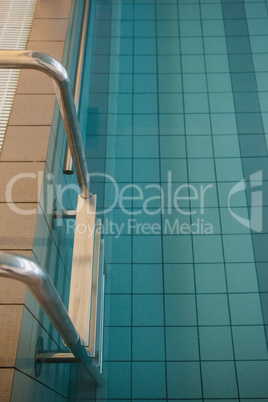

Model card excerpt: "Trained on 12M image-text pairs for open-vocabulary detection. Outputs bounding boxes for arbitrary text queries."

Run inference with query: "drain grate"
[0,0,37,153]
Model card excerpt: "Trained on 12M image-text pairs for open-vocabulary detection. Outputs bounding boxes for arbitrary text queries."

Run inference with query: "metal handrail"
[0,252,104,386]
[0,50,90,199]
[63,0,90,175]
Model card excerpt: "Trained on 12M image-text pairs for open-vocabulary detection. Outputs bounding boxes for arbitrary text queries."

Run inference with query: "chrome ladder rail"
[63,0,90,175]
[0,253,104,386]
[0,47,105,383]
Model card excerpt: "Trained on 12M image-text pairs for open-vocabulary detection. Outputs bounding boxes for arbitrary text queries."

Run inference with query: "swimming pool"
[10,0,268,400]
[65,0,268,400]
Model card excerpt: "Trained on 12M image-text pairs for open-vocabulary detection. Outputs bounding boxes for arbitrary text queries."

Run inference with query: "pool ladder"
[0,48,105,386]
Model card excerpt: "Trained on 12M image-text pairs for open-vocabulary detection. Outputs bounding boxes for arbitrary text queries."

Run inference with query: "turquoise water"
[82,0,268,400]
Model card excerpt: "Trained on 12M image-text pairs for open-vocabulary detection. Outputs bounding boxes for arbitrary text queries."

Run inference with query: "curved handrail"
[63,0,90,175]
[0,252,103,386]
[0,50,90,199]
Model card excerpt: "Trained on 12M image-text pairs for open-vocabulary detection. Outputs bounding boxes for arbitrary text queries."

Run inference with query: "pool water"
[81,0,268,400]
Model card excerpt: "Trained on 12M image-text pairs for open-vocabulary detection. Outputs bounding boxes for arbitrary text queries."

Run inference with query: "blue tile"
[248,37,268,54]
[199,326,234,361]
[161,158,188,182]
[133,158,160,182]
[107,114,132,135]
[133,114,158,135]
[227,36,251,54]
[109,74,132,93]
[182,55,205,73]
[134,74,157,93]
[203,20,225,36]
[134,20,156,37]
[207,73,232,92]
[229,293,263,325]
[211,113,237,135]
[104,294,131,326]
[108,93,132,114]
[86,135,106,158]
[245,2,268,18]
[193,235,223,263]
[181,37,203,55]
[162,208,191,235]
[158,73,182,93]
[179,4,200,19]
[105,264,131,294]
[133,295,164,326]
[164,264,195,293]
[226,263,258,293]
[206,54,229,73]
[111,20,133,37]
[104,236,131,263]
[106,136,132,158]
[160,136,186,158]
[197,294,230,325]
[163,236,193,263]
[132,327,165,361]
[236,361,268,398]
[185,93,209,113]
[193,207,221,235]
[209,92,235,113]
[190,181,219,208]
[213,135,240,157]
[233,326,268,360]
[110,55,133,74]
[134,93,158,114]
[217,182,247,208]
[133,264,163,293]
[110,37,133,55]
[159,114,185,135]
[220,207,250,234]
[134,136,159,158]
[188,158,215,182]
[165,295,197,325]
[256,263,268,292]
[185,114,211,135]
[195,264,226,293]
[166,327,199,360]
[104,182,131,210]
[201,4,223,19]
[103,327,131,361]
[132,362,166,399]
[230,53,254,73]
[158,55,181,73]
[202,362,238,399]
[186,135,213,158]
[134,37,157,55]
[92,55,110,74]
[223,234,254,263]
[183,73,207,92]
[134,4,155,20]
[105,158,132,182]
[156,4,178,20]
[180,20,202,37]
[132,182,162,208]
[248,19,268,35]
[87,158,105,180]
[159,93,183,113]
[215,158,243,181]
[134,55,157,73]
[157,20,179,37]
[167,362,202,399]
[133,236,162,263]
[158,37,180,54]
[112,4,133,19]
[97,362,131,400]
